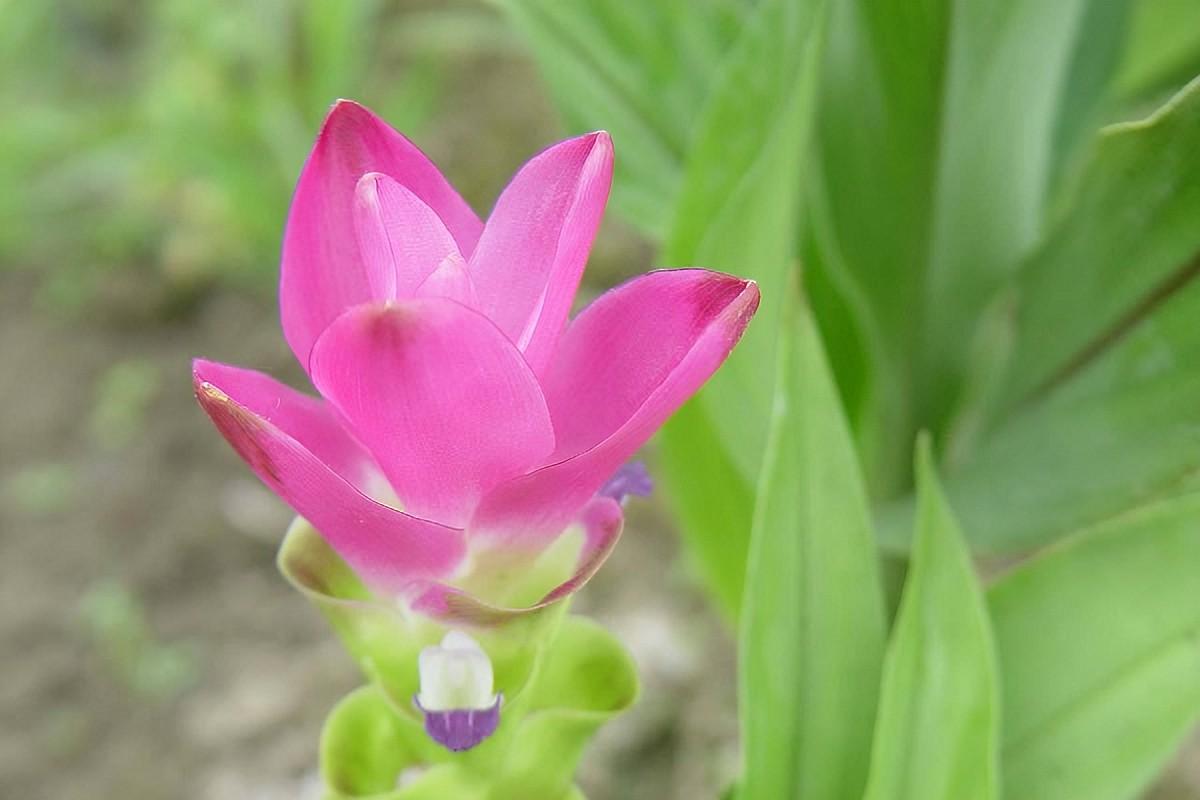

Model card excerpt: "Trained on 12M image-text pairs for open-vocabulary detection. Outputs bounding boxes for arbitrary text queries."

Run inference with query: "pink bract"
[194,100,759,620]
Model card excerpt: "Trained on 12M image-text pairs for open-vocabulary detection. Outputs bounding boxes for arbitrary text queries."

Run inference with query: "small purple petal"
[599,461,654,504]
[414,695,502,752]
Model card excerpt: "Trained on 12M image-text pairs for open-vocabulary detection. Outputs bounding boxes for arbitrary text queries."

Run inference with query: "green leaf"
[800,176,909,496]
[1047,0,1134,187]
[656,397,754,620]
[989,492,1200,800]
[664,0,827,482]
[918,0,1131,429]
[738,298,886,800]
[1005,76,1200,406]
[879,86,1200,555]
[1114,0,1200,100]
[492,0,744,235]
[876,79,1200,555]
[881,282,1200,555]
[880,286,1200,555]
[812,0,1129,442]
[862,439,999,800]
[657,0,829,617]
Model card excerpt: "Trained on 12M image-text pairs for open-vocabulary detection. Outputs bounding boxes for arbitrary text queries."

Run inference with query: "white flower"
[416,631,498,712]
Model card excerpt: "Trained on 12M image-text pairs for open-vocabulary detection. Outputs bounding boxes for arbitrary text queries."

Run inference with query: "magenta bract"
[193,100,758,617]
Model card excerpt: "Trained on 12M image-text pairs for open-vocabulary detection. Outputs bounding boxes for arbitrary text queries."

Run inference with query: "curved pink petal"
[193,359,372,486]
[280,100,482,369]
[471,269,759,545]
[409,497,623,625]
[309,299,556,528]
[468,132,613,375]
[192,359,466,593]
[416,252,480,308]
[353,173,463,299]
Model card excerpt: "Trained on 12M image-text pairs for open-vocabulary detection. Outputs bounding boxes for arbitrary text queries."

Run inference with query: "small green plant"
[79,579,199,700]
[0,0,505,311]
[89,359,162,450]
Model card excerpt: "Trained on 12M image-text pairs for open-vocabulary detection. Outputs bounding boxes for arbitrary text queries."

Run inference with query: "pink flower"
[193,100,758,621]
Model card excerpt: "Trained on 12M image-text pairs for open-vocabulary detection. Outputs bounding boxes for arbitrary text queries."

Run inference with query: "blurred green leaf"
[1005,77,1200,406]
[656,398,753,619]
[664,0,826,481]
[799,177,905,496]
[879,79,1200,555]
[1050,2,1135,181]
[1114,0,1200,100]
[812,0,1131,451]
[868,79,1200,556]
[494,0,745,235]
[990,492,1200,800]
[862,439,999,800]
[739,297,885,800]
[917,0,1132,431]
[881,280,1200,555]
[657,0,828,618]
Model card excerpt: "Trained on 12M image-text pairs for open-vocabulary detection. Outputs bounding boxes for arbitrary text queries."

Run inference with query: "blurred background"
[1,1,1197,798]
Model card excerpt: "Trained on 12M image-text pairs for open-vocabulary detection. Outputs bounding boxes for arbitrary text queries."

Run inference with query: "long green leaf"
[1005,76,1200,406]
[1114,0,1200,100]
[878,80,1200,555]
[812,0,1130,445]
[657,0,829,617]
[664,0,828,482]
[656,397,753,618]
[879,282,1200,555]
[862,439,999,800]
[1048,0,1133,186]
[739,298,885,800]
[990,493,1200,800]
[800,171,909,496]
[920,0,1131,429]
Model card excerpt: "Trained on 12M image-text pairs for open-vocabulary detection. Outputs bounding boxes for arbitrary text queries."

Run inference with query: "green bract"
[279,519,637,800]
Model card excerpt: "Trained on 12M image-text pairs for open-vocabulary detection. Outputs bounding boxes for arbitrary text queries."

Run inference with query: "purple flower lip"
[599,461,654,505]
[414,694,503,752]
